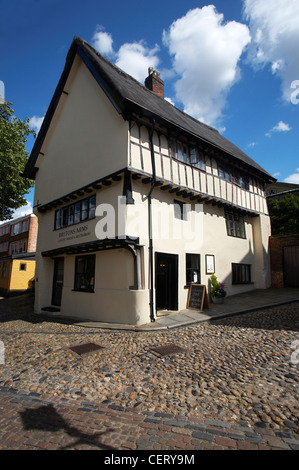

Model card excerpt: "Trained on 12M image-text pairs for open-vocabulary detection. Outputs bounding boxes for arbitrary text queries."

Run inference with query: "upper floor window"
[174,200,187,220]
[218,167,230,182]
[55,195,96,230]
[9,239,27,255]
[11,223,20,236]
[0,242,8,252]
[170,138,205,171]
[0,225,10,237]
[225,211,246,239]
[21,219,29,232]
[190,147,205,170]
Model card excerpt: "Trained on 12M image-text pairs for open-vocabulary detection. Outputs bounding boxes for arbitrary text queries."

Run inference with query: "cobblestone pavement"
[0,294,298,450]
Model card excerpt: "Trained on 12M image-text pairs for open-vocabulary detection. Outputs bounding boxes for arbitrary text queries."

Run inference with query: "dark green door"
[52,258,64,306]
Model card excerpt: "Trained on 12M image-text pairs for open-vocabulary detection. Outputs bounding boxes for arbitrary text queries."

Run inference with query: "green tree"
[0,102,35,221]
[268,194,299,235]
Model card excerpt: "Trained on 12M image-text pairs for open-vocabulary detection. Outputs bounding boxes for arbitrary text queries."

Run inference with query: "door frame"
[155,252,178,311]
[51,257,64,306]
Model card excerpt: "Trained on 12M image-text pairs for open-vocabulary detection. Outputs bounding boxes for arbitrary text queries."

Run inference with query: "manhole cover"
[68,342,104,356]
[150,343,187,356]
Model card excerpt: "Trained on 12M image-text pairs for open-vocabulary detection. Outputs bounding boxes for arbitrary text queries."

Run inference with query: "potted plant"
[209,274,226,303]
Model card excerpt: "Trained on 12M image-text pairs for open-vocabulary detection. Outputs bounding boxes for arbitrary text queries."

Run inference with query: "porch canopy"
[41,236,141,257]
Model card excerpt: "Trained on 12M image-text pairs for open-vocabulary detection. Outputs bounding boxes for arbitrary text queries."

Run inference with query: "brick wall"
[269,234,299,287]
[27,216,38,253]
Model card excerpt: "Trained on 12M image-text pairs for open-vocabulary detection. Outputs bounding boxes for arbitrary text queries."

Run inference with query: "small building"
[23,37,275,325]
[0,214,38,296]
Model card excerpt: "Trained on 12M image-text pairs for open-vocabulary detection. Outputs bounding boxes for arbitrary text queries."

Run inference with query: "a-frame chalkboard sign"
[186,284,209,311]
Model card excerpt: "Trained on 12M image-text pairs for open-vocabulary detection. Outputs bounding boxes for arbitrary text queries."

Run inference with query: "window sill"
[232,282,254,285]
[72,289,95,293]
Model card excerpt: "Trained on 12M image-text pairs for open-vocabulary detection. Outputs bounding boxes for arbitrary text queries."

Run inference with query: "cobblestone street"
[0,293,298,450]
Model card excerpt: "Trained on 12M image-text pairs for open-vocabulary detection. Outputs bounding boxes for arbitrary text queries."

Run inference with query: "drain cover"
[68,342,104,356]
[150,343,187,356]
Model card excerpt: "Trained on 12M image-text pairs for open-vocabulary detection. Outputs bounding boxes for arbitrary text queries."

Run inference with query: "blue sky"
[0,0,298,218]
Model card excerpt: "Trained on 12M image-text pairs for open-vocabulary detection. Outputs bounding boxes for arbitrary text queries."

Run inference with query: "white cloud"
[115,41,160,83]
[29,115,44,133]
[247,141,258,148]
[91,27,114,56]
[244,0,299,103]
[284,169,299,184]
[163,6,251,127]
[0,201,33,224]
[266,120,291,136]
[91,25,160,84]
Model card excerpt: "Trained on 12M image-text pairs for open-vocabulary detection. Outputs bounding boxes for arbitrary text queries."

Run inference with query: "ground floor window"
[232,263,251,284]
[186,254,200,285]
[74,254,95,292]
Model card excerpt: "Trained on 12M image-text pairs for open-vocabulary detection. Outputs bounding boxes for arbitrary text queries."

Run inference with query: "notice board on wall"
[186,284,209,311]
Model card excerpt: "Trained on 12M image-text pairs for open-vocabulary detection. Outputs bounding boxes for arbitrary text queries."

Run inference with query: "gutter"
[147,119,156,322]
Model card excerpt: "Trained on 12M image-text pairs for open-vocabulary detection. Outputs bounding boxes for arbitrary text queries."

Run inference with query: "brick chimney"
[145,67,164,98]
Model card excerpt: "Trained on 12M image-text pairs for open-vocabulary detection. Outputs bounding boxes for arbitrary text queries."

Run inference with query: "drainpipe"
[147,119,156,322]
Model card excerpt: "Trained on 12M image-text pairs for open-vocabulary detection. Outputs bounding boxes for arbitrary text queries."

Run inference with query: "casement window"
[232,263,251,284]
[74,254,95,292]
[169,138,205,171]
[9,239,27,255]
[174,200,187,220]
[11,223,20,236]
[190,148,205,170]
[218,167,230,182]
[177,142,189,163]
[0,242,8,252]
[0,225,10,236]
[225,211,246,239]
[21,219,29,232]
[186,254,200,286]
[55,195,96,230]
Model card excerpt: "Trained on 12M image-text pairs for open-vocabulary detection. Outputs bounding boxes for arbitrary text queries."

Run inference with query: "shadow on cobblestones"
[20,403,116,450]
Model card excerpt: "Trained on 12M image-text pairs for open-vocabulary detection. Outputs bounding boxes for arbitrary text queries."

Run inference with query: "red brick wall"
[27,216,38,253]
[269,234,299,287]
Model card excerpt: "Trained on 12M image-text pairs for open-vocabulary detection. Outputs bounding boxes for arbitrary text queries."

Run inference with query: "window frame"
[186,254,201,286]
[73,254,95,293]
[54,195,96,230]
[174,199,187,221]
[232,263,251,285]
[225,211,246,239]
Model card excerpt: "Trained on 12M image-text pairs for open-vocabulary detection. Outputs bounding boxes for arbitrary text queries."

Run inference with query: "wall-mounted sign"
[57,224,91,243]
[205,254,215,274]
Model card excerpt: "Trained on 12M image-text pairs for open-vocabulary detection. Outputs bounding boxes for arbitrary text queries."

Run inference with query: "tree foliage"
[0,102,35,221]
[268,194,299,235]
